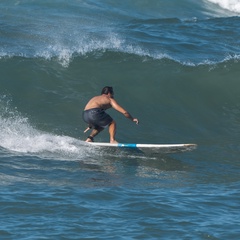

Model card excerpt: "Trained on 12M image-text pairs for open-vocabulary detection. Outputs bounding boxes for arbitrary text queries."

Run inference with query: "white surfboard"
[87,142,197,154]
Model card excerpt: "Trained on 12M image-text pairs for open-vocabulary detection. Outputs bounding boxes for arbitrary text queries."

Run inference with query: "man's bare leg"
[85,127,104,142]
[109,121,118,143]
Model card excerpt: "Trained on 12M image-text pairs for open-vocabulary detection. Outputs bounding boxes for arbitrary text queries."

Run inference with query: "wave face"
[1,1,240,239]
[1,54,239,144]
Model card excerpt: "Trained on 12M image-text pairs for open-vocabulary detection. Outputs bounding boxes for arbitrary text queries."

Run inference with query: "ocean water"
[1,0,240,239]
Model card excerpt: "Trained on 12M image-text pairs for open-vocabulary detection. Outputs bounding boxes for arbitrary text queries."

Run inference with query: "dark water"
[1,0,240,239]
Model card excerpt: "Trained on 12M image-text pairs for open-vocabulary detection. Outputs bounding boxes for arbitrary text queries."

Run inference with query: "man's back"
[84,95,112,110]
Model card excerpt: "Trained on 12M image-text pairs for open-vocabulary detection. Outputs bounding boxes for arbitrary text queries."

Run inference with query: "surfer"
[82,86,139,143]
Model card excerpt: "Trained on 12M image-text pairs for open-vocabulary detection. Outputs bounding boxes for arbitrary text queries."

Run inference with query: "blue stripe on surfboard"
[117,143,137,148]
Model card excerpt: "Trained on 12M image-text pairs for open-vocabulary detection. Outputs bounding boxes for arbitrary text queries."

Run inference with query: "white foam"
[33,31,171,67]
[0,97,90,159]
[206,0,240,14]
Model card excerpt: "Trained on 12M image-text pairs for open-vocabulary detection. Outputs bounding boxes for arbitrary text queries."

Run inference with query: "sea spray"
[206,0,240,14]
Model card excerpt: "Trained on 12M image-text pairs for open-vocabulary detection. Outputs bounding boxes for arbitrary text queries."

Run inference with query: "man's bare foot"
[85,136,94,142]
[110,140,118,144]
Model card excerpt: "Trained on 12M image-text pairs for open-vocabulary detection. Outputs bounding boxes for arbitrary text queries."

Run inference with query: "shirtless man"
[82,86,139,143]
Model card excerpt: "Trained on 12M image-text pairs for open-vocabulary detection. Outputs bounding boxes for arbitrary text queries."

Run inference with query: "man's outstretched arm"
[110,98,139,124]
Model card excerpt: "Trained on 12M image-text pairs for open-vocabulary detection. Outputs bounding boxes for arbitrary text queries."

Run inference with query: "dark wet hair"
[101,86,114,95]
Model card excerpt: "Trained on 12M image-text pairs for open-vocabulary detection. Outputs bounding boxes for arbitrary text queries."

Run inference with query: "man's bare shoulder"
[109,97,118,105]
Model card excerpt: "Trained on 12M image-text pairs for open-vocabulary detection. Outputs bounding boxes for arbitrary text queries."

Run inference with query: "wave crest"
[206,0,240,14]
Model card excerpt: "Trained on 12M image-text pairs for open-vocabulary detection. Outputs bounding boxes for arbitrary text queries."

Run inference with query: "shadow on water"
[0,143,195,188]
[78,148,195,188]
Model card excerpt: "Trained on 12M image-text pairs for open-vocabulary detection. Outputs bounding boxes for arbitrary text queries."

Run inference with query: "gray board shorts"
[82,108,113,129]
